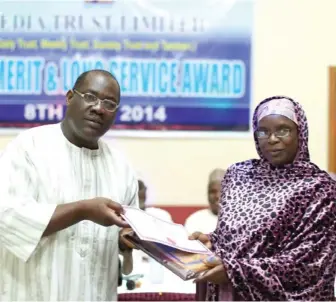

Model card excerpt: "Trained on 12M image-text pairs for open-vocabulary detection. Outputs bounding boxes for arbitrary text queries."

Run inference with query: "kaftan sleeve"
[219,199,336,301]
[0,136,56,262]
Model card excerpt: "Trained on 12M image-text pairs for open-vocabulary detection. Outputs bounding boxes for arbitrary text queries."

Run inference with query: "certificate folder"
[123,230,211,281]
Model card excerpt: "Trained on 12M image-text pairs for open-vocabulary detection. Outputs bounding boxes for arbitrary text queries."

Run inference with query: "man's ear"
[66,90,74,106]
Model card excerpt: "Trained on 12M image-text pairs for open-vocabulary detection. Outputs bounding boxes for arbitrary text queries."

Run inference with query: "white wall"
[0,0,333,205]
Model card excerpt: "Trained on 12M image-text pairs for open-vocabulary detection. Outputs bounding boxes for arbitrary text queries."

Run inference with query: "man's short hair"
[73,69,121,101]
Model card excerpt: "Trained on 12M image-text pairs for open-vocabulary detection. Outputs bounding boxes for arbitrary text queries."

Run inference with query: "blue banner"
[0,0,253,135]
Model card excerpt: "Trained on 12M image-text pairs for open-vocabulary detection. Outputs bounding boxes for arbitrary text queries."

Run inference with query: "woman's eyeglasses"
[255,128,291,139]
[73,89,119,112]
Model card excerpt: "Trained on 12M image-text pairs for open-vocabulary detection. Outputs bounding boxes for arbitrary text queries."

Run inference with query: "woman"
[191,96,336,301]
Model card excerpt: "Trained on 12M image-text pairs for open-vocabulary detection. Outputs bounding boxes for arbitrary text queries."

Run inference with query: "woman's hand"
[189,232,228,284]
[195,255,228,284]
[188,231,212,249]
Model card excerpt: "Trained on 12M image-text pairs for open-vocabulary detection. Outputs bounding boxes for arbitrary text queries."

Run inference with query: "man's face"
[208,180,221,215]
[66,73,120,142]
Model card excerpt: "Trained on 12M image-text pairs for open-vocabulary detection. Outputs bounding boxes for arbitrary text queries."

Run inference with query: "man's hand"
[188,231,212,249]
[80,197,129,228]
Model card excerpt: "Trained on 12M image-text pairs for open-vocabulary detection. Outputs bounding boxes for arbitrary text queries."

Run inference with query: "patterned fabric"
[0,123,139,301]
[257,97,298,125]
[208,96,336,301]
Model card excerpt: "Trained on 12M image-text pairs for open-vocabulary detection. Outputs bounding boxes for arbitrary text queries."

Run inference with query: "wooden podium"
[329,67,336,172]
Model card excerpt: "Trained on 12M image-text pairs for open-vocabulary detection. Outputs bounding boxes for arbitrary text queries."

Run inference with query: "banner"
[0,0,253,137]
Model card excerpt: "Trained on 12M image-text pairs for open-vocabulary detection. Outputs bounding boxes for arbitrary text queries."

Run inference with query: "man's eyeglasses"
[73,89,119,112]
[255,128,291,139]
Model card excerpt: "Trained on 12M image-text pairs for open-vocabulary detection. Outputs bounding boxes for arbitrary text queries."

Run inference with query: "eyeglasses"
[255,128,291,139]
[73,89,119,112]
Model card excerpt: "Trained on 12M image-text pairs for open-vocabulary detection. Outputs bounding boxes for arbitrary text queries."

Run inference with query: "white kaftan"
[184,209,218,235]
[0,123,139,301]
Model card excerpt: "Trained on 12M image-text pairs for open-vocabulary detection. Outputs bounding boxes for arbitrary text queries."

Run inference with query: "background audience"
[184,169,226,234]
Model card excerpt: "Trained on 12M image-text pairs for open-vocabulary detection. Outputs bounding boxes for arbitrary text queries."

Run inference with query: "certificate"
[121,206,211,254]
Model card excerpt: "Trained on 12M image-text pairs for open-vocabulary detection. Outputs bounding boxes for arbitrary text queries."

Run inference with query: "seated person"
[138,179,173,222]
[184,168,226,234]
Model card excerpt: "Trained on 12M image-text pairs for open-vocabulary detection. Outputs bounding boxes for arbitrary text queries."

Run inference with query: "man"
[184,168,226,234]
[0,70,138,301]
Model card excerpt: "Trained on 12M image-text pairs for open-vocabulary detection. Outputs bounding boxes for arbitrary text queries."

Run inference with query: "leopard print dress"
[206,96,336,301]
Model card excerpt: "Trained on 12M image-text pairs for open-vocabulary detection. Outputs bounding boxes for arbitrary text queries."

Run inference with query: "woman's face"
[256,115,299,166]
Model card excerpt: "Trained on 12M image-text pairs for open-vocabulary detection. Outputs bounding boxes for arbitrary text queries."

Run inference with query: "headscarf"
[206,96,336,301]
[256,97,298,125]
